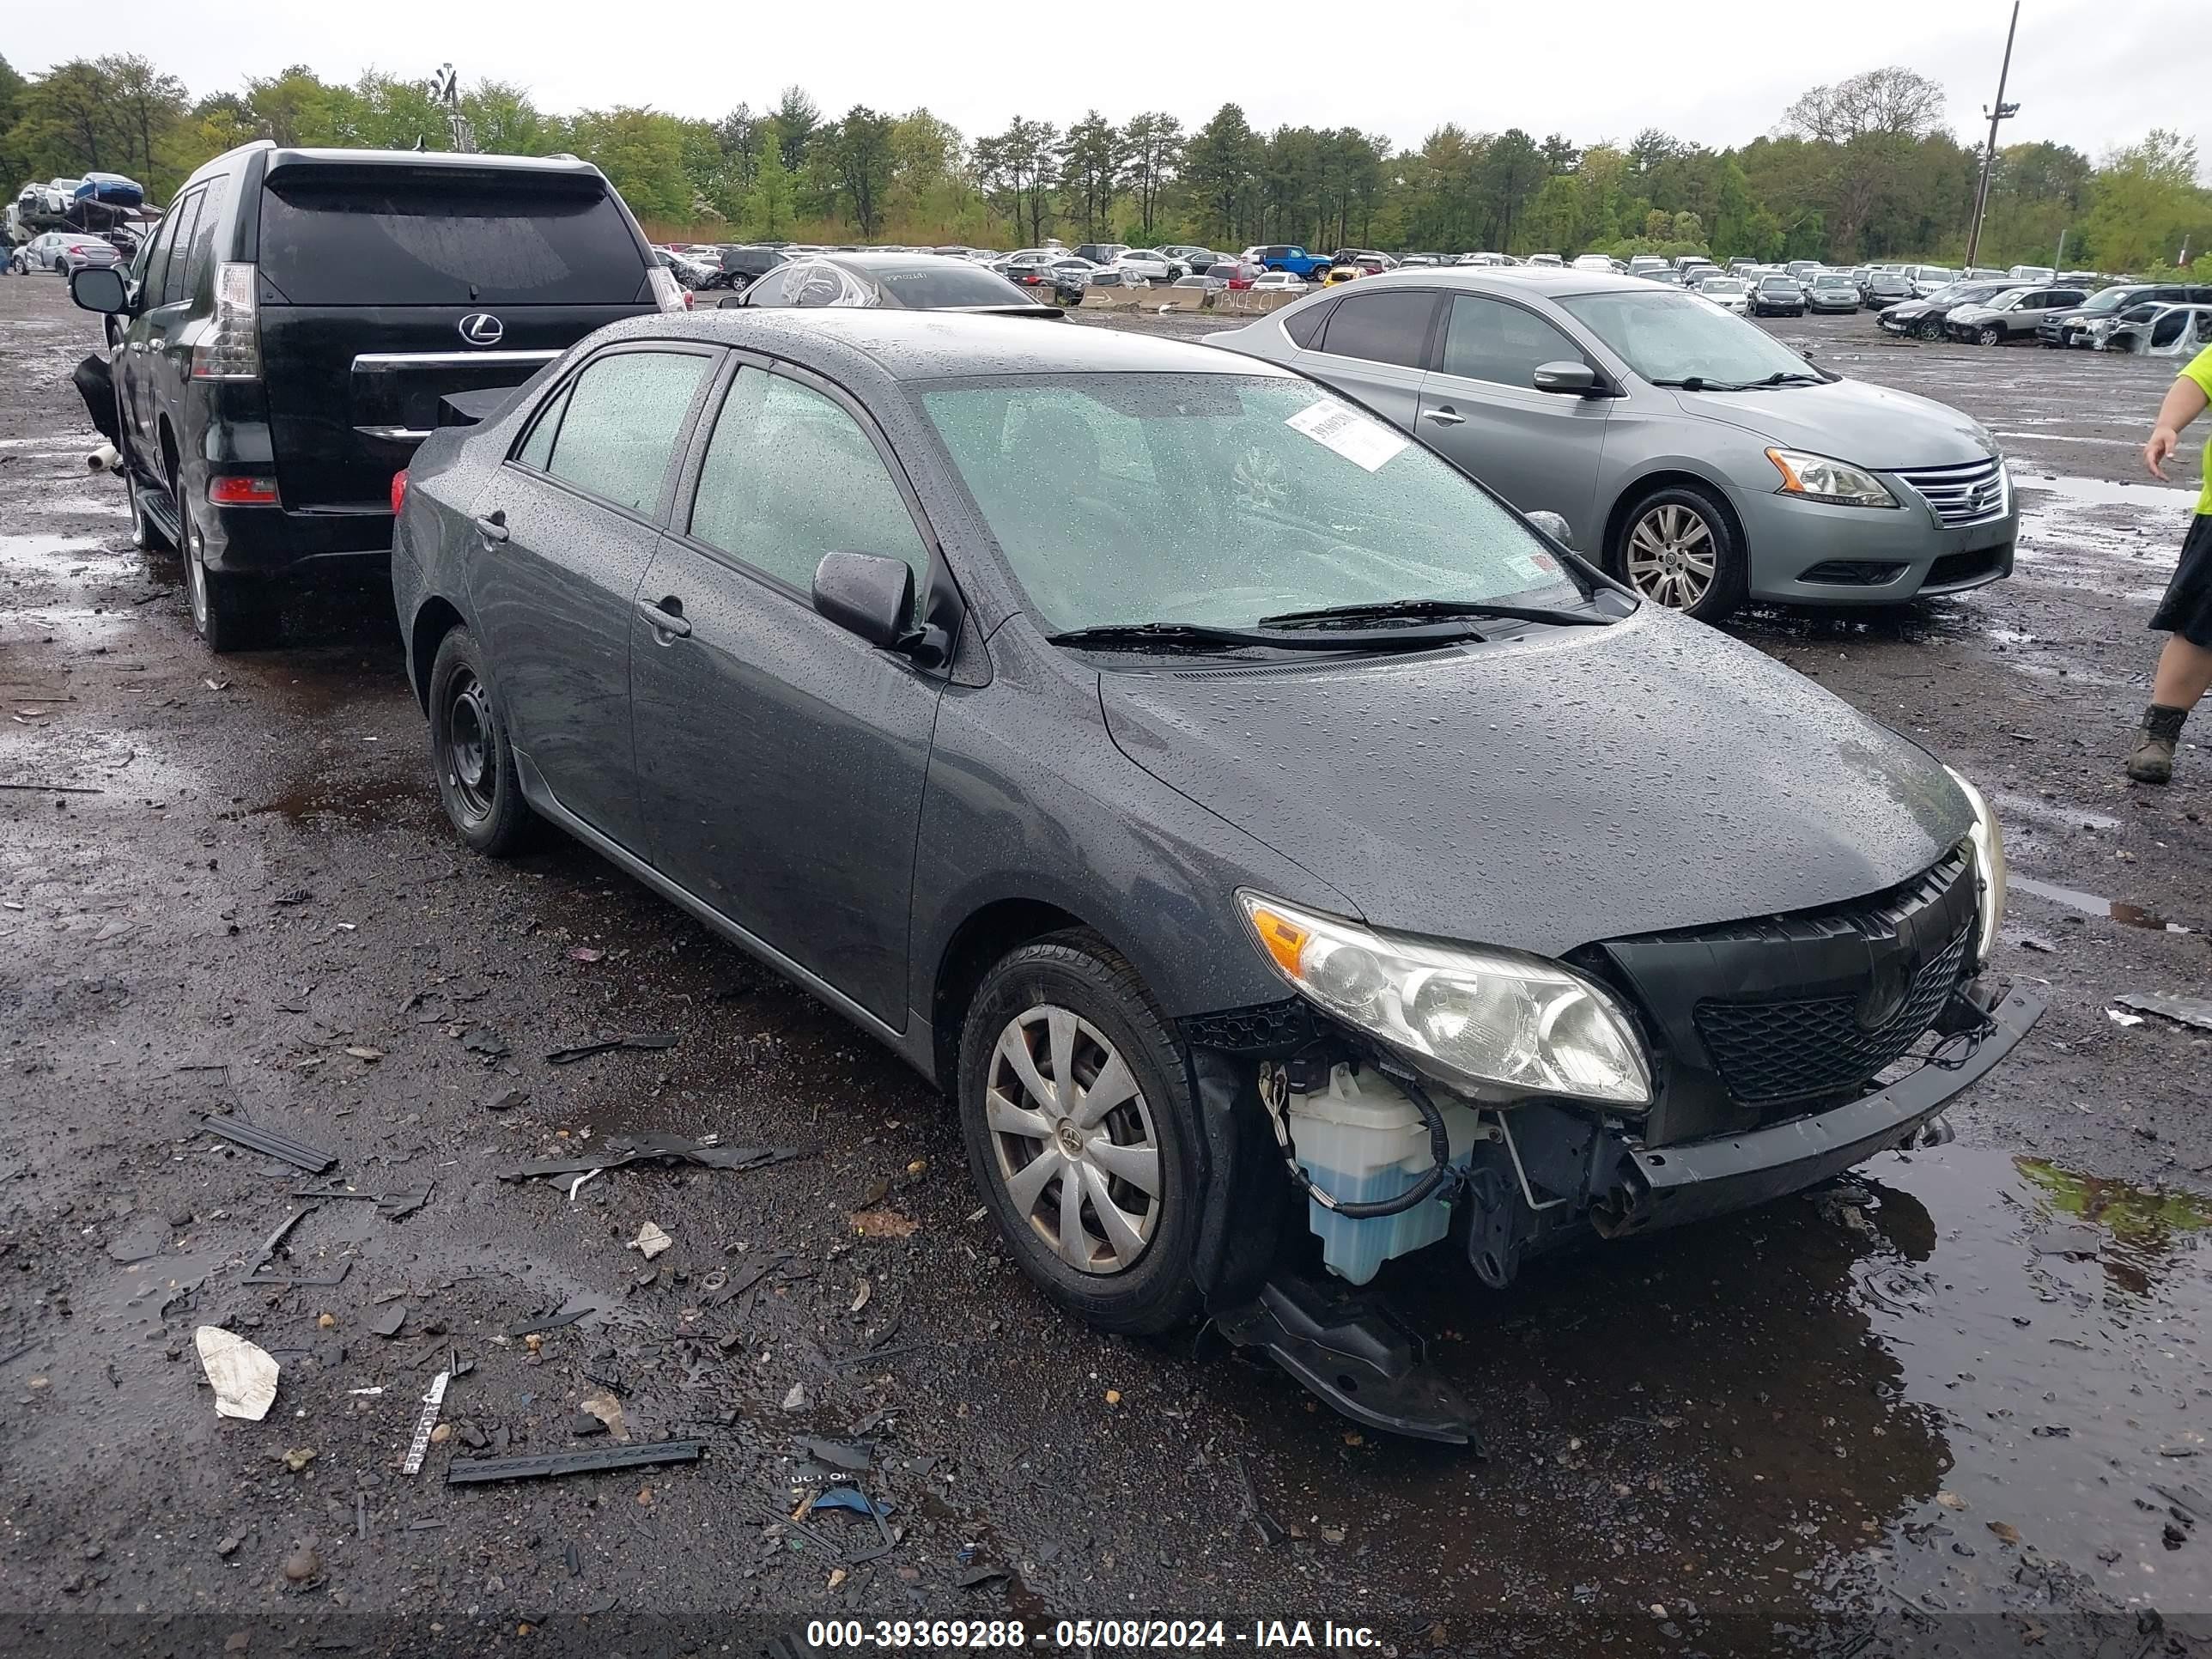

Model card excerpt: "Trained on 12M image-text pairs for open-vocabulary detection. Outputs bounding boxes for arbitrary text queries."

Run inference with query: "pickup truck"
[1245,244,1330,282]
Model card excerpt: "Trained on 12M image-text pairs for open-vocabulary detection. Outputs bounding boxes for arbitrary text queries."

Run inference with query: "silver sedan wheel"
[985,1005,1161,1275]
[1626,503,1717,610]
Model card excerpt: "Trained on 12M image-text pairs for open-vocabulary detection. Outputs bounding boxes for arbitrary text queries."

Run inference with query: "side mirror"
[812,551,915,650]
[1524,510,1574,550]
[1532,360,1599,396]
[70,264,129,315]
[716,292,749,309]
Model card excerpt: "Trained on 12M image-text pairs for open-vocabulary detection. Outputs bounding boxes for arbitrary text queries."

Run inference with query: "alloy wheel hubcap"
[1626,504,1717,609]
[445,672,495,823]
[985,1005,1161,1275]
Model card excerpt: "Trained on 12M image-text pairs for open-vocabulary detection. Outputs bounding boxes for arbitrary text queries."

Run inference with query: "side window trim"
[142,190,194,305]
[669,353,948,614]
[160,191,206,307]
[500,341,722,526]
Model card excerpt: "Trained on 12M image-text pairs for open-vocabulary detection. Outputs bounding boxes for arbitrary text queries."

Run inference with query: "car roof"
[586,307,1304,383]
[1334,267,1698,302]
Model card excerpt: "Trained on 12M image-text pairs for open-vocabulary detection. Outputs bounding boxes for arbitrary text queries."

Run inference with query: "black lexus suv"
[70,141,677,651]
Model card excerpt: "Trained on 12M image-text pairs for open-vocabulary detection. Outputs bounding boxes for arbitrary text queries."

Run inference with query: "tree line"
[3,54,2209,276]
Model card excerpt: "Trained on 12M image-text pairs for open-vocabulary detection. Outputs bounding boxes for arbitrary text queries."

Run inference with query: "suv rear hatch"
[255,161,659,512]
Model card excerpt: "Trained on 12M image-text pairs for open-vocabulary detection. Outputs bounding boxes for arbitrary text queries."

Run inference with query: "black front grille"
[1926,545,2008,588]
[1800,559,1908,586]
[1692,924,1971,1105]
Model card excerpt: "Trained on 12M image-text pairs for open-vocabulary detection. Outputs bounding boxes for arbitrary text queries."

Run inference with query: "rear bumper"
[1619,981,2045,1231]
[203,503,392,577]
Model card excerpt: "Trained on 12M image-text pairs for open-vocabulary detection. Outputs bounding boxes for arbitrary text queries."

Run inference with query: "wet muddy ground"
[3,278,2210,1655]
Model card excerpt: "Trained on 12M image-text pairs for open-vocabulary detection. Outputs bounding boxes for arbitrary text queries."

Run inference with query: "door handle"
[472,512,508,544]
[1420,408,1466,426]
[637,596,690,638]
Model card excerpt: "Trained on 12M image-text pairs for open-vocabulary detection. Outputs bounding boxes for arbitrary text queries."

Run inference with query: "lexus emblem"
[458,313,504,346]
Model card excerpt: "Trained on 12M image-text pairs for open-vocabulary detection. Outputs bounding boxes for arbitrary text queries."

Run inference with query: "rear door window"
[180,176,228,301]
[144,190,196,304]
[538,349,712,515]
[1316,289,1438,368]
[257,172,647,306]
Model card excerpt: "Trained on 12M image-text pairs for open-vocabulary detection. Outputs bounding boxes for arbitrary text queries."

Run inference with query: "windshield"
[1556,291,1818,386]
[915,374,1584,634]
[2081,288,2141,314]
[1985,287,2032,309]
[1814,275,1854,289]
[1917,268,1957,285]
[1700,279,1745,295]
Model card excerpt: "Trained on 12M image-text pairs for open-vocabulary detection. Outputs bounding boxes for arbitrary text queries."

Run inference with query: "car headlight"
[1237,892,1653,1107]
[1766,447,1899,508]
[1943,766,2007,972]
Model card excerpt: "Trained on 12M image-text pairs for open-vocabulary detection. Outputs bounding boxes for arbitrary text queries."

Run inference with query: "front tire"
[1914,317,1944,341]
[428,627,538,857]
[1977,324,2002,347]
[957,931,1203,1336]
[1613,483,1747,623]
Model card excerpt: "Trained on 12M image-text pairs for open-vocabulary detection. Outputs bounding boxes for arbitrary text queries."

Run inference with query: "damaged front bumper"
[1607,979,2046,1233]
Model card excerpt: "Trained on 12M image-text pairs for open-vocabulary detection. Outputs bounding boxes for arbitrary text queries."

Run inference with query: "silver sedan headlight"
[1943,766,2008,971]
[1237,892,1654,1108]
[1765,447,1899,508]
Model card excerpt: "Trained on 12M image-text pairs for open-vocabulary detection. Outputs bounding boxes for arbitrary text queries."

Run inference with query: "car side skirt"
[510,749,939,1082]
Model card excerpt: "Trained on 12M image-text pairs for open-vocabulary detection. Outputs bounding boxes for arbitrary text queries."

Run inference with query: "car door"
[136,186,206,474]
[1413,291,1608,543]
[1292,285,1442,432]
[466,343,717,855]
[116,201,188,457]
[629,358,946,1025]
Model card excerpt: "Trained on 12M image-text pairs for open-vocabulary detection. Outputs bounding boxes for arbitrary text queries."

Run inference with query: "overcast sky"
[14,1,2203,170]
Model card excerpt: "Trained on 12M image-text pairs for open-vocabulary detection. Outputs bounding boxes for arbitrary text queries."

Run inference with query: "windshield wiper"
[1255,597,1609,631]
[1044,621,1467,653]
[1741,369,1824,386]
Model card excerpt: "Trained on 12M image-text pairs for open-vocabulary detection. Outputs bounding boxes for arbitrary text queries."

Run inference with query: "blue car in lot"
[1207,268,2019,623]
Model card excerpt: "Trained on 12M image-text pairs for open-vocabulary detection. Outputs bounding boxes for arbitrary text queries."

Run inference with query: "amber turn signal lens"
[1248,907,1309,976]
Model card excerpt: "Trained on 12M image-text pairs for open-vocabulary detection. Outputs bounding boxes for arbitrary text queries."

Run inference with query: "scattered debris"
[483,1087,528,1113]
[580,1391,628,1441]
[847,1208,918,1240]
[569,1411,607,1437]
[502,1136,800,1182]
[1988,1521,2023,1546]
[956,1564,1011,1590]
[2107,1009,2146,1028]
[849,1279,871,1315]
[445,1440,703,1486]
[371,1304,408,1339]
[280,1448,316,1474]
[544,1032,680,1066]
[506,1296,604,1338]
[246,1207,313,1276]
[568,947,605,963]
[400,1371,451,1477]
[281,1547,320,1584]
[809,1488,892,1520]
[200,1116,337,1176]
[782,1382,812,1413]
[794,1437,872,1473]
[2017,934,2057,954]
[2031,1223,2103,1259]
[196,1328,279,1421]
[2115,992,2212,1032]
[568,1170,603,1202]
[630,1222,672,1260]
[1229,1451,1286,1547]
[240,1264,349,1289]
[292,1183,431,1222]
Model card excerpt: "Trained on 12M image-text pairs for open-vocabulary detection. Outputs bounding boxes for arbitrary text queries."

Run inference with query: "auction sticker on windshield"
[1285,400,1407,472]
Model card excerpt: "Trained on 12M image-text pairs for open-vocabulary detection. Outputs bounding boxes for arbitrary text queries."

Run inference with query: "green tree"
[15,60,120,173]
[744,118,797,240]
[826,105,896,237]
[1058,111,1124,242]
[774,85,819,172]
[1481,127,1543,251]
[2084,131,2209,273]
[1183,103,1261,246]
[465,81,550,155]
[569,106,691,221]
[974,116,1059,246]
[1120,112,1182,242]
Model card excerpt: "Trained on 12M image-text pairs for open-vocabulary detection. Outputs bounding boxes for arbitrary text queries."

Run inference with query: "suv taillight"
[191,263,260,381]
[391,471,408,516]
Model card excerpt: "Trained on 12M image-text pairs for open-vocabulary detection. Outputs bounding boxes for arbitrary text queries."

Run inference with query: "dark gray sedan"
[390,311,2038,1435]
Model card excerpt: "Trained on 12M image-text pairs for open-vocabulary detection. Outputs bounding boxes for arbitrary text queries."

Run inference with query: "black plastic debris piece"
[240,1263,350,1288]
[371,1304,408,1339]
[502,1138,800,1183]
[504,1295,605,1338]
[1228,1451,1286,1547]
[956,1564,1011,1589]
[569,1411,608,1437]
[291,1184,431,1222]
[545,1032,680,1066]
[201,1115,337,1176]
[793,1437,872,1473]
[445,1439,704,1486]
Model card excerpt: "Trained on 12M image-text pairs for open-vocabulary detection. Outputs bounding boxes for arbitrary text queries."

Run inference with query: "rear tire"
[428,626,538,857]
[957,931,1203,1337]
[179,485,276,653]
[1612,482,1747,623]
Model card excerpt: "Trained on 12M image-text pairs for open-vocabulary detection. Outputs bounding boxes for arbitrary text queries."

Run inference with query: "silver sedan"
[1206,268,2017,623]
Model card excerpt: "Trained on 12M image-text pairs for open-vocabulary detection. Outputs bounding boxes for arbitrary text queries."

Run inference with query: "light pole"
[1964,1,2021,270]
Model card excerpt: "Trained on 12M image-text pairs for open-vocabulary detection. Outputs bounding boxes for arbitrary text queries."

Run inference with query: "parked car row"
[63,149,2041,1437]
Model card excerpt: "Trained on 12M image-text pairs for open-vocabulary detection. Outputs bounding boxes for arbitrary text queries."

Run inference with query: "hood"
[1664,375,1996,470]
[1098,611,1971,959]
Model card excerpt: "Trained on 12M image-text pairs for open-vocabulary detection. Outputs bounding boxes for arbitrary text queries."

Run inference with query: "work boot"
[2125,703,2189,784]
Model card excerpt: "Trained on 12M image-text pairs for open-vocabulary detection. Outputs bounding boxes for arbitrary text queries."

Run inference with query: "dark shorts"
[2151,512,2212,649]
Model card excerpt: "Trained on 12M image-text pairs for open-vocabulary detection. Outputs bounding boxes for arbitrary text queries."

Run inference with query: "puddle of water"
[253,769,439,829]
[1990,790,2123,835]
[2014,474,2197,512]
[1232,1146,2212,1632]
[2012,872,2195,933]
